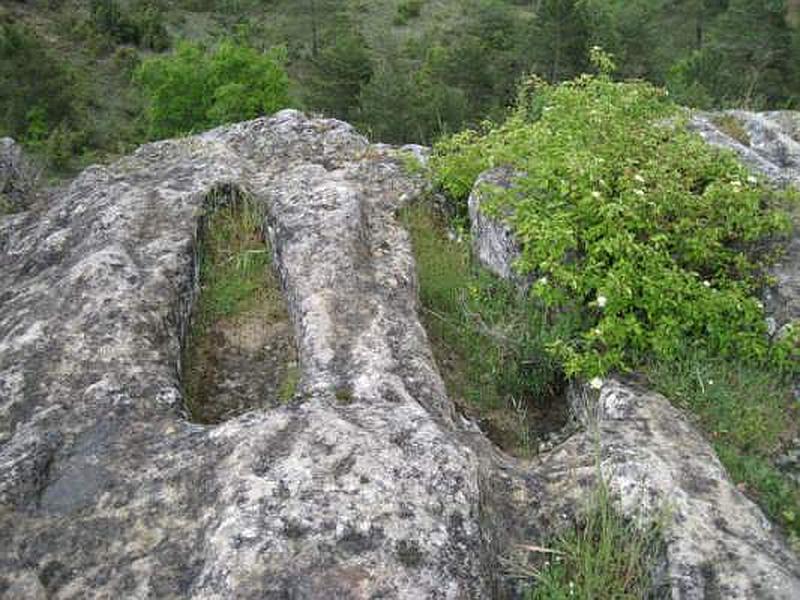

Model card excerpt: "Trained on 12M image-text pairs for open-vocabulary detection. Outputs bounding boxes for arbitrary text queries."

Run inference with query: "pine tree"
[304,31,373,123]
[527,0,591,81]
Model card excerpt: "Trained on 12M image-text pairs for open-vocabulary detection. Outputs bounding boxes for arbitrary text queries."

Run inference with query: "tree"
[0,22,83,140]
[135,40,292,139]
[707,0,795,106]
[527,0,592,81]
[304,31,372,122]
[668,0,796,108]
[357,55,467,144]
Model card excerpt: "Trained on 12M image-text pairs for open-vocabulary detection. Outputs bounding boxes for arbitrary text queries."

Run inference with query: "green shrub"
[0,22,83,141]
[89,0,170,52]
[430,50,799,377]
[134,40,292,139]
[130,1,171,52]
[395,0,424,25]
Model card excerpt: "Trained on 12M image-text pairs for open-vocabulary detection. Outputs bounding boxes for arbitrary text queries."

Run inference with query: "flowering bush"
[431,51,799,377]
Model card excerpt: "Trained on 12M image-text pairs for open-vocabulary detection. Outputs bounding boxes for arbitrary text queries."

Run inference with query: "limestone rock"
[468,167,525,284]
[0,111,498,598]
[538,380,800,599]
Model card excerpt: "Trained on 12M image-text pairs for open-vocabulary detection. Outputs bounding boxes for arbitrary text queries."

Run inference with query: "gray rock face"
[2,109,798,599]
[0,138,34,213]
[542,381,800,599]
[691,111,800,187]
[0,111,509,598]
[468,167,525,284]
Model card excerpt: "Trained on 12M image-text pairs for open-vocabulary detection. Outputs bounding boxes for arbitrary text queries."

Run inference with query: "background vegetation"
[2,0,800,172]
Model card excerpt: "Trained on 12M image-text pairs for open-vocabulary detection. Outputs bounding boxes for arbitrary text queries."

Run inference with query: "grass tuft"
[647,352,800,541]
[519,480,666,600]
[182,191,298,421]
[711,113,751,146]
[401,201,575,455]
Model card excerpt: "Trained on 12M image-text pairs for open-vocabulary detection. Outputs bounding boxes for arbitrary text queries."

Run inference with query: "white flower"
[596,295,607,308]
[633,174,645,184]
[537,276,549,286]
[591,191,602,200]
[589,377,604,390]
[747,176,758,185]
[633,189,645,197]
[703,280,711,288]
[708,379,714,385]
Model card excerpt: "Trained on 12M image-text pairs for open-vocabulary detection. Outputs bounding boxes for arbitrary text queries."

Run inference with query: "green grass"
[194,195,270,323]
[522,479,665,600]
[182,191,298,420]
[278,363,300,403]
[716,444,800,531]
[647,353,800,541]
[711,113,751,146]
[401,202,577,455]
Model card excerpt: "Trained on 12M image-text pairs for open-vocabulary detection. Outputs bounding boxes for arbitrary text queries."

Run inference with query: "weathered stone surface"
[0,111,504,598]
[468,167,526,284]
[536,381,800,599]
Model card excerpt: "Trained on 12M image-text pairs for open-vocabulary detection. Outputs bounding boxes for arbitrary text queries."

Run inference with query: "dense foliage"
[0,20,87,168]
[135,40,291,138]
[431,51,799,377]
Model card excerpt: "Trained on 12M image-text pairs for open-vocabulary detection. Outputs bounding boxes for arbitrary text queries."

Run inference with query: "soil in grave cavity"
[182,193,298,424]
[400,202,572,457]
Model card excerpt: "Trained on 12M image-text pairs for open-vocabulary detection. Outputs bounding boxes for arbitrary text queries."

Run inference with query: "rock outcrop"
[0,111,501,598]
[1,110,799,599]
[468,167,525,284]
